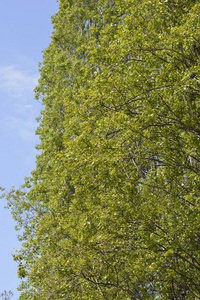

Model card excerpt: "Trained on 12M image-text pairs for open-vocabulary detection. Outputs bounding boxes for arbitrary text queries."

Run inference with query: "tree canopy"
[7,0,200,299]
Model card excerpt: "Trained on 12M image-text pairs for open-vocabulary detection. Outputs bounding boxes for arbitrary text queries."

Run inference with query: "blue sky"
[0,1,59,298]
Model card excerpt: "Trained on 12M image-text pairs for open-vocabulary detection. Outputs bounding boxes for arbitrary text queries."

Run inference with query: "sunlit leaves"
[6,0,200,299]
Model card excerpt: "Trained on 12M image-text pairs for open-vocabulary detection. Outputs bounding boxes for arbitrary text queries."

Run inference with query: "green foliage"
[0,291,13,300]
[6,0,200,299]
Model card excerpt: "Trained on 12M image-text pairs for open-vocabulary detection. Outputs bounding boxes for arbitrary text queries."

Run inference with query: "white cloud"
[0,65,39,97]
[0,114,38,141]
[0,65,41,142]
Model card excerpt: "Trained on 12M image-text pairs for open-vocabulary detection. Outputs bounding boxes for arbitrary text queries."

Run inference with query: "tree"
[0,291,13,300]
[7,0,200,299]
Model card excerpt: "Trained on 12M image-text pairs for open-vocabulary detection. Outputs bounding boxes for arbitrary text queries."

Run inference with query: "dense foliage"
[7,0,200,299]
